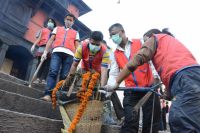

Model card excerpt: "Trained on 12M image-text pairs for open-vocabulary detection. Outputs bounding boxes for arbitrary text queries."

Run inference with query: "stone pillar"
[25,58,38,81]
[0,43,9,69]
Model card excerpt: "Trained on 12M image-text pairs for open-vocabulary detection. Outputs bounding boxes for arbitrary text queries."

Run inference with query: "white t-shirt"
[52,27,80,56]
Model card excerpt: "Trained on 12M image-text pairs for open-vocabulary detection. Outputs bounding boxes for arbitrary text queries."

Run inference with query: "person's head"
[143,28,174,42]
[89,31,103,54]
[109,23,126,46]
[64,13,75,28]
[46,18,56,30]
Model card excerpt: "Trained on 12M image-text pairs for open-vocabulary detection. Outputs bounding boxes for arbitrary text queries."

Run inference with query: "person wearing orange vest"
[40,13,80,102]
[106,28,200,133]
[64,31,110,87]
[106,23,161,133]
[30,18,56,84]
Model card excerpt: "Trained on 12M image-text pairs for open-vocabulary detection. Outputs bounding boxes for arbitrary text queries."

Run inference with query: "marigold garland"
[67,71,100,132]
[51,80,64,109]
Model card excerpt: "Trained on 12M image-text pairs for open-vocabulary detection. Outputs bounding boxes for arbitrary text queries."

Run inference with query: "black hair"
[143,28,174,38]
[90,31,103,41]
[108,23,124,33]
[162,28,174,37]
[102,40,111,49]
[44,18,57,28]
[102,40,107,44]
[65,13,76,20]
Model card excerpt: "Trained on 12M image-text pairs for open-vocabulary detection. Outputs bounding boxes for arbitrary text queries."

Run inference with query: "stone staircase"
[0,72,120,133]
[0,72,63,133]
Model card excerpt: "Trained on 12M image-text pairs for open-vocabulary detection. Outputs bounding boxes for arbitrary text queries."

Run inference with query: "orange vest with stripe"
[37,28,51,46]
[82,42,107,73]
[53,27,77,53]
[153,34,197,89]
[114,39,153,87]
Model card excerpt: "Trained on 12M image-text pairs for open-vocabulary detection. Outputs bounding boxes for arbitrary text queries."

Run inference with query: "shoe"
[40,95,51,102]
[41,80,46,84]
[118,116,125,126]
[33,78,40,84]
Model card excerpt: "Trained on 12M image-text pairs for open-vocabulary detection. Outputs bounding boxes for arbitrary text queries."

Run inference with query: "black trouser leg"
[142,93,161,133]
[120,91,142,133]
[111,92,124,120]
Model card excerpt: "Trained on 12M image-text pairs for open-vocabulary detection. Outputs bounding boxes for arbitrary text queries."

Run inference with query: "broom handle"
[28,59,45,87]
[66,76,76,97]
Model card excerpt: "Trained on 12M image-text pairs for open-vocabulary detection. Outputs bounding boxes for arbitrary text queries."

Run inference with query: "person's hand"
[31,45,35,53]
[103,80,119,92]
[105,92,113,98]
[41,51,47,61]
[62,74,75,90]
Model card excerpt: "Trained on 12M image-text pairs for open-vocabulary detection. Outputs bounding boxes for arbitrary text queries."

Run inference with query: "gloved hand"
[62,74,75,91]
[31,45,35,53]
[41,51,47,61]
[105,92,113,98]
[103,80,119,92]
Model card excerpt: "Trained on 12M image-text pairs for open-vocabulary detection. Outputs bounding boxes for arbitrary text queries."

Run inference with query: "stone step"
[0,89,61,120]
[31,82,46,91]
[0,72,45,91]
[0,72,28,85]
[0,78,43,99]
[0,108,62,133]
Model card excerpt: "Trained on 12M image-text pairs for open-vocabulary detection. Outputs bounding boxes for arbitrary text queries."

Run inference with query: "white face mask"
[47,22,54,30]
[111,34,122,45]
[89,43,101,54]
[64,20,73,28]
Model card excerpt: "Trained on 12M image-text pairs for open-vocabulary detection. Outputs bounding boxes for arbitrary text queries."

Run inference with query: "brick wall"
[24,10,47,43]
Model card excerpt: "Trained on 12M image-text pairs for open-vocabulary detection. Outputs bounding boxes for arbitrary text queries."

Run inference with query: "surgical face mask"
[47,22,54,30]
[111,34,122,45]
[89,43,101,54]
[65,20,73,28]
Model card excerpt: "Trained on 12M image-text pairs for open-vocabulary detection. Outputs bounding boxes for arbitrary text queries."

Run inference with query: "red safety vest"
[152,34,197,89]
[114,39,153,87]
[153,34,198,89]
[82,42,107,73]
[37,28,51,46]
[53,26,77,53]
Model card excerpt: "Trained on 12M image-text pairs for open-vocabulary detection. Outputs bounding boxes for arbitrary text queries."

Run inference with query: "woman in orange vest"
[31,18,56,84]
[106,23,161,133]
[106,28,200,133]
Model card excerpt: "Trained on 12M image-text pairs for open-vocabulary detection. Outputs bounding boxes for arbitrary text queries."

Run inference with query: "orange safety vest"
[53,26,77,53]
[82,42,107,73]
[114,39,153,87]
[152,34,197,89]
[37,28,51,46]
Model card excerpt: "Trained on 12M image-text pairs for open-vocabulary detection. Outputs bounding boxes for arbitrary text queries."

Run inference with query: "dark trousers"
[45,52,73,96]
[36,56,50,81]
[169,66,200,133]
[111,92,124,119]
[162,108,167,130]
[120,90,160,133]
